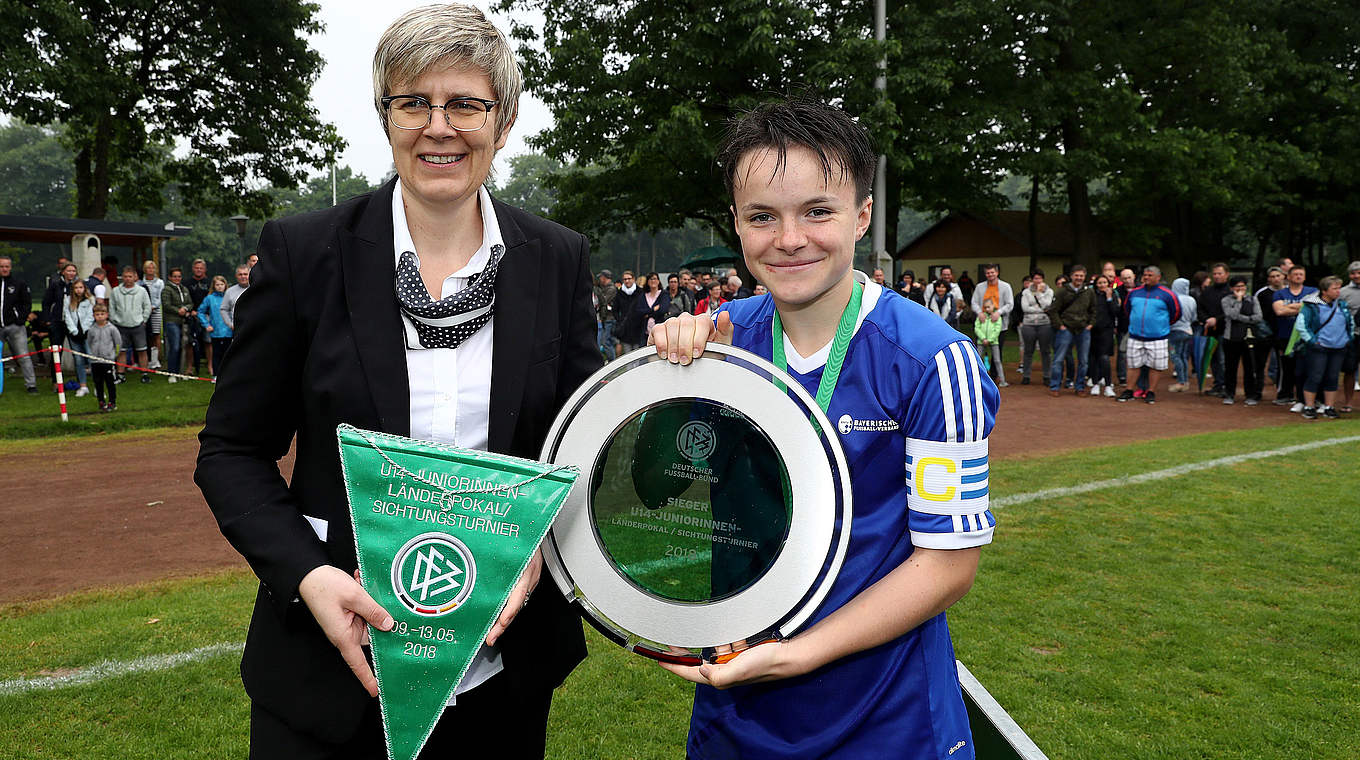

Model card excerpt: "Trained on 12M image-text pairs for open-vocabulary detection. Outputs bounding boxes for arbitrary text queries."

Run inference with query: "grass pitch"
[2,423,1356,758]
[0,366,215,440]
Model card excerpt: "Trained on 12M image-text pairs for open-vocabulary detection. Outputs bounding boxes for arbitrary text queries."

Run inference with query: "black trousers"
[189,319,207,370]
[1251,341,1274,395]
[1222,340,1261,400]
[92,364,116,405]
[248,669,555,760]
[211,337,232,377]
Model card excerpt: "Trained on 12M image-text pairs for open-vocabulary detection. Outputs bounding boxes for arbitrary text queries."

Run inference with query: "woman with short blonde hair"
[139,258,164,369]
[196,5,599,756]
[371,3,522,139]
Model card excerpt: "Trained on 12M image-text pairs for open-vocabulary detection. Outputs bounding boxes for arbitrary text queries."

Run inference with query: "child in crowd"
[975,300,1002,375]
[86,303,121,411]
[63,278,95,397]
[197,275,232,378]
[651,98,997,760]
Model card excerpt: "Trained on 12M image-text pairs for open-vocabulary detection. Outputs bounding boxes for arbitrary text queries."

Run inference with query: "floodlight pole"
[871,0,889,275]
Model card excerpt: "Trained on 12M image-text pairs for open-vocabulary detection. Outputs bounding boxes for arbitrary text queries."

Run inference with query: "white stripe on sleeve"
[968,345,985,440]
[935,350,957,443]
[949,342,974,443]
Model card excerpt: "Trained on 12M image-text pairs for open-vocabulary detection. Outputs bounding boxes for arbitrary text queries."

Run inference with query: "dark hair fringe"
[717,96,877,203]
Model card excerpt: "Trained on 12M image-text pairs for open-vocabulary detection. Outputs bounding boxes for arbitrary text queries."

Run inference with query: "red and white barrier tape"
[0,347,53,363]
[6,345,213,383]
[4,346,215,422]
[60,347,215,383]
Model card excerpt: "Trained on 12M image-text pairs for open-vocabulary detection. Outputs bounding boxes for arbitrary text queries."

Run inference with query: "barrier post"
[53,346,68,422]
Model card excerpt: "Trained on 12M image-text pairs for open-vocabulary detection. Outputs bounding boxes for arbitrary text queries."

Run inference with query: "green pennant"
[336,424,579,760]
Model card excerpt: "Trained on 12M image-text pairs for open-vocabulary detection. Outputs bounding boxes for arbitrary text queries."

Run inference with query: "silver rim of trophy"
[540,343,853,663]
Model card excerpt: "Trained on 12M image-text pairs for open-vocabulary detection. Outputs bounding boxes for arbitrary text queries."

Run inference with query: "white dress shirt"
[392,179,503,702]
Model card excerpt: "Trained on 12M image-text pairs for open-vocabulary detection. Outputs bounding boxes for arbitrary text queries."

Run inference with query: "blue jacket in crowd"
[1296,293,1354,349]
[1123,283,1182,341]
[197,291,232,339]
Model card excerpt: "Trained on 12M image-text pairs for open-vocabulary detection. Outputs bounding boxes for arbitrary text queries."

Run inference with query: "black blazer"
[195,178,601,743]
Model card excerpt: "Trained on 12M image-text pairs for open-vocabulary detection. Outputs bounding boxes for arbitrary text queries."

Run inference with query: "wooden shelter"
[0,214,190,282]
[894,210,1177,290]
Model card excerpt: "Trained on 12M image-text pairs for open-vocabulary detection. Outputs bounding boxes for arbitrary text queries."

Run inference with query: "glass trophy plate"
[540,344,852,665]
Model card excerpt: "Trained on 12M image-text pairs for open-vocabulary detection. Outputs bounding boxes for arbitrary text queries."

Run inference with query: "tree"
[497,0,1029,262]
[270,165,380,218]
[1,0,343,220]
[488,153,563,218]
[1084,0,1309,272]
[987,0,1358,276]
[497,0,874,253]
[0,119,379,276]
[1232,0,1360,268]
[499,0,1360,278]
[0,120,74,217]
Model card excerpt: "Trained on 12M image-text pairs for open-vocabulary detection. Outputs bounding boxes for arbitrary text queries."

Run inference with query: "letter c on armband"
[914,457,958,502]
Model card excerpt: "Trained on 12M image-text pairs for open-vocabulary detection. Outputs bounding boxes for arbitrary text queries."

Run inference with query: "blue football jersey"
[688,272,999,760]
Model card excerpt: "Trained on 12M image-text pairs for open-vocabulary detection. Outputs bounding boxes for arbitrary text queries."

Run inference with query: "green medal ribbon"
[771,280,863,414]
[337,424,580,760]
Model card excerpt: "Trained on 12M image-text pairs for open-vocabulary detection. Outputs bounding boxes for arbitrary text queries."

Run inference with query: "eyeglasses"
[381,95,498,132]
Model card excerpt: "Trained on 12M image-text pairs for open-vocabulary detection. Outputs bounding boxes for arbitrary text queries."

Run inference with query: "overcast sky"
[309,0,550,183]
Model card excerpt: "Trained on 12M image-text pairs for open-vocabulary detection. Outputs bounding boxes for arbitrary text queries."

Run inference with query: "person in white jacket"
[970,264,1014,385]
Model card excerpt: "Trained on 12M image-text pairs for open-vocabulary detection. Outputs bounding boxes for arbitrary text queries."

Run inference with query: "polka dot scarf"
[394,244,504,349]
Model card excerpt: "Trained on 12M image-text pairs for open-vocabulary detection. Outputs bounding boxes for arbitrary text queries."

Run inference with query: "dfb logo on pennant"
[391,533,476,617]
[337,424,579,760]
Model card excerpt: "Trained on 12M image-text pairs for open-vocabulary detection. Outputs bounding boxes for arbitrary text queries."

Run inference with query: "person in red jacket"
[696,281,727,315]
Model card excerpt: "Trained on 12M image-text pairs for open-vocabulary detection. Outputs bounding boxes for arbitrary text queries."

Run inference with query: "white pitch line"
[991,434,1360,509]
[0,641,242,697]
[6,435,1357,696]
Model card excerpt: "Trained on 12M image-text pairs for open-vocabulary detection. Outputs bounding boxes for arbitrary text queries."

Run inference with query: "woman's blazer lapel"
[338,178,411,436]
[488,200,540,455]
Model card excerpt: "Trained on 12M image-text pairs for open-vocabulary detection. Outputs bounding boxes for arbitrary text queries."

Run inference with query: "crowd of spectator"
[590,258,1358,422]
[13,250,1358,423]
[0,252,258,408]
[591,266,765,359]
[890,257,1360,420]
